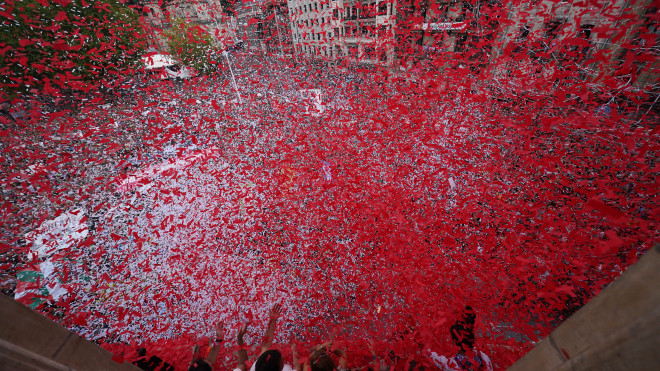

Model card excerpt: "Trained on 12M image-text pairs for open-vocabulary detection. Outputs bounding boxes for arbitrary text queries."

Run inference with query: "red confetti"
[0,0,658,369]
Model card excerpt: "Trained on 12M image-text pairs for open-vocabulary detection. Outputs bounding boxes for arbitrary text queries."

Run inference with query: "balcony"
[418,21,469,32]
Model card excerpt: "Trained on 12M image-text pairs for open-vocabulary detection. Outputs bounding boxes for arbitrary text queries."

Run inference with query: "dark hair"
[255,350,283,371]
[310,347,337,371]
[450,323,475,350]
[188,358,212,371]
[463,305,476,325]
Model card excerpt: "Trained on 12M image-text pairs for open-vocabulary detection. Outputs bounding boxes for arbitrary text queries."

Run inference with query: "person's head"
[255,350,284,371]
[462,305,476,326]
[188,358,212,371]
[310,347,338,371]
[450,322,475,352]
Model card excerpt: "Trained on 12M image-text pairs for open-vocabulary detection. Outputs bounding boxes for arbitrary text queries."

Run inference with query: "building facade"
[262,0,294,55]
[288,0,335,59]
[236,0,294,55]
[389,0,658,92]
[143,0,658,93]
[236,0,267,51]
[492,0,659,90]
[142,0,237,49]
[287,0,397,65]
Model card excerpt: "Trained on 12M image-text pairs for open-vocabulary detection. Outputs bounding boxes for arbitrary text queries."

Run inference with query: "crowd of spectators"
[128,304,492,371]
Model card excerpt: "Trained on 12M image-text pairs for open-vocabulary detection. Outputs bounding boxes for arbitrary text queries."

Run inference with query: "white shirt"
[428,350,493,371]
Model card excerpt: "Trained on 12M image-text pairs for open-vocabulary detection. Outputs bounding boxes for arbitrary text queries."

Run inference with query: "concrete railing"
[508,244,660,370]
[0,294,140,371]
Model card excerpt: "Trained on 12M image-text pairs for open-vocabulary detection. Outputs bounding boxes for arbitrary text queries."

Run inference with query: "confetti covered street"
[1,0,659,370]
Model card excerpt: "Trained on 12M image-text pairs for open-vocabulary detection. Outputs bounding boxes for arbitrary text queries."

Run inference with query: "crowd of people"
[129,304,492,371]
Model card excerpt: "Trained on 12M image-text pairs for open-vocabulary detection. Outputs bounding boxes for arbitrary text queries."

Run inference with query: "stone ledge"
[0,294,140,371]
[508,244,660,370]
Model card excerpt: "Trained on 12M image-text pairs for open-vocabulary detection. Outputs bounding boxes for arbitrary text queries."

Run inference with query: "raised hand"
[269,303,283,320]
[261,304,284,354]
[215,322,225,340]
[237,322,249,346]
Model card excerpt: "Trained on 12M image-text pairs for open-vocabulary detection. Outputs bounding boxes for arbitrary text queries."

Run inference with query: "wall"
[508,244,660,371]
[0,294,140,371]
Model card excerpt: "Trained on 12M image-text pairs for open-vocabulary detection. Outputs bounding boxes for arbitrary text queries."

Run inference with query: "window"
[574,24,594,55]
[379,25,387,36]
[364,46,375,58]
[361,26,368,36]
[544,20,562,40]
[579,24,594,40]
[517,25,530,42]
[364,3,377,18]
[348,44,358,58]
[333,9,338,19]
[455,2,472,22]
[347,7,356,20]
[512,25,530,54]
[378,2,387,16]
[454,32,468,52]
